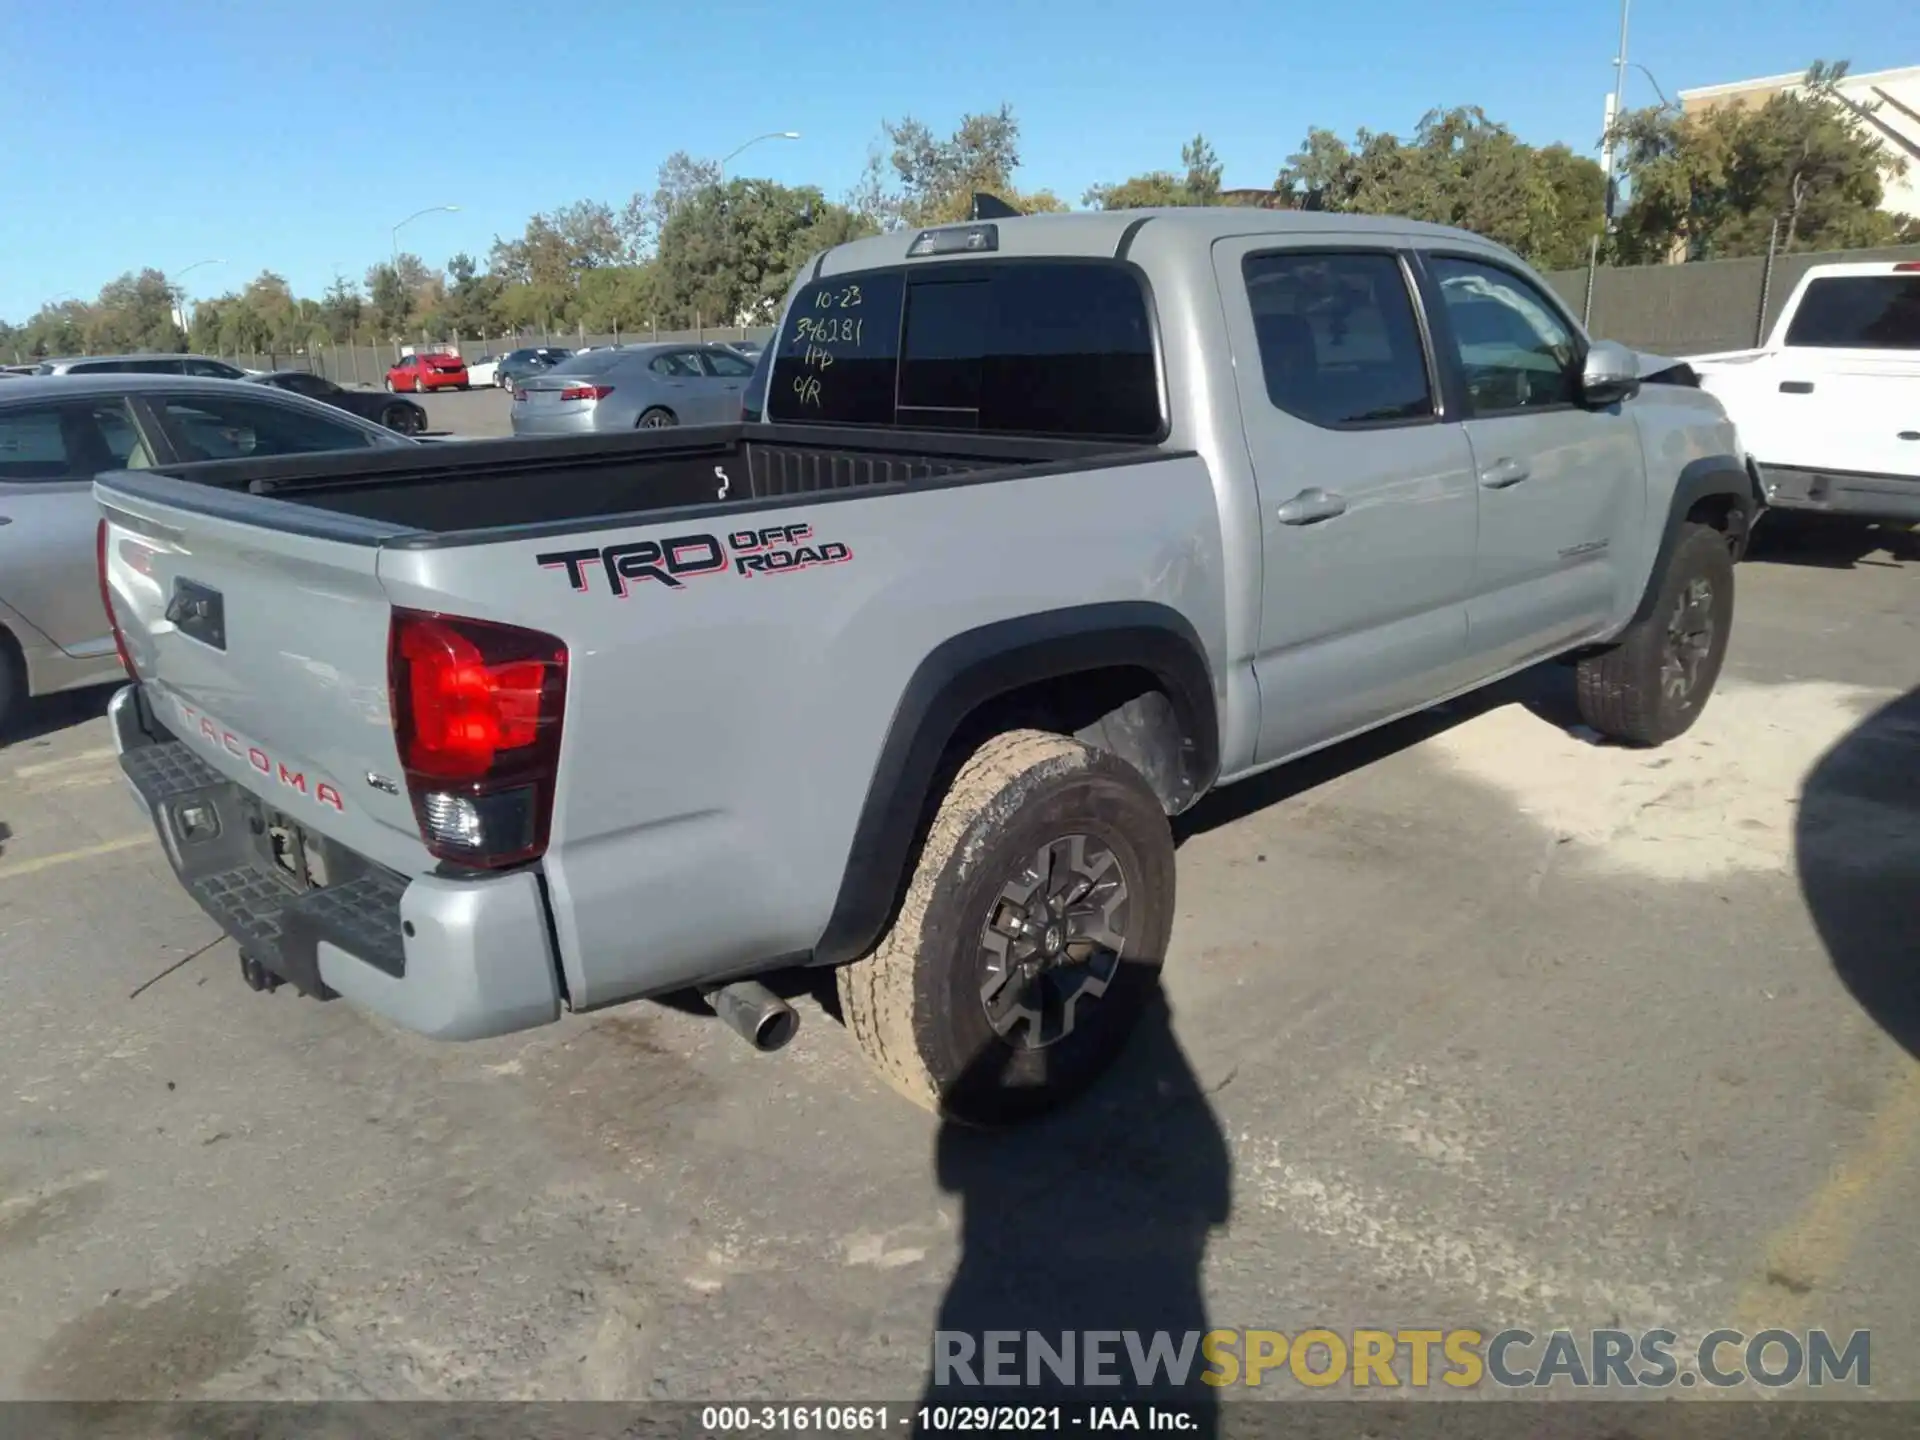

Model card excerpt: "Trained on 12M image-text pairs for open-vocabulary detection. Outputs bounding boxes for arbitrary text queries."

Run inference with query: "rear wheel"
[837,729,1174,1126]
[636,407,677,429]
[1575,521,1734,746]
[380,403,420,435]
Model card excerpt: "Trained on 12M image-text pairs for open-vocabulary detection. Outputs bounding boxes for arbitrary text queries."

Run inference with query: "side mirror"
[1580,340,1642,407]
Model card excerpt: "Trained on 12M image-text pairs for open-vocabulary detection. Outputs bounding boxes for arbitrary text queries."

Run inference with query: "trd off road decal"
[537,522,851,598]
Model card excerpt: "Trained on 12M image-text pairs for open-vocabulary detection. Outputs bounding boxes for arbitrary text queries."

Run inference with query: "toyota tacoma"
[96,208,1756,1123]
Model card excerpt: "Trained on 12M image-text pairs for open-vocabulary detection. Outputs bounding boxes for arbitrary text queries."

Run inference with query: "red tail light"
[95,518,136,679]
[559,385,613,401]
[1895,261,1920,272]
[387,609,567,869]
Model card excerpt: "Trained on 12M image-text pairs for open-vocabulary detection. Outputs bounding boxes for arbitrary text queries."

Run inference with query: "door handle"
[0,516,11,526]
[1275,487,1348,526]
[1478,457,1531,489]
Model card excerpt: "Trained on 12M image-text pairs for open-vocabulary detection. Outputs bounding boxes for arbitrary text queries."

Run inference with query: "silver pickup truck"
[96,209,1758,1124]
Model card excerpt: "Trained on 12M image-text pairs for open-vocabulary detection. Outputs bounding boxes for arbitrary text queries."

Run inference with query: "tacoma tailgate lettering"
[175,699,345,813]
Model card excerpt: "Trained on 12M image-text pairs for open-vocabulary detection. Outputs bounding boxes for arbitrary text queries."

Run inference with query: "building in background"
[1678,64,1920,218]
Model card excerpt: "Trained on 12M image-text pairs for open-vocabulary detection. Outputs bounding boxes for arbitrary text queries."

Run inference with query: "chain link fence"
[1541,240,1920,356]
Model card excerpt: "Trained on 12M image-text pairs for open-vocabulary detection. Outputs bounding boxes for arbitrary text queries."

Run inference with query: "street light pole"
[171,257,225,341]
[391,205,461,269]
[1606,0,1631,224]
[718,131,800,179]
[710,133,799,335]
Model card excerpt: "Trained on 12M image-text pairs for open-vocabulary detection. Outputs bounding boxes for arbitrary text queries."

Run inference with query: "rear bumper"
[1755,463,1920,522]
[109,684,561,1040]
[509,407,602,435]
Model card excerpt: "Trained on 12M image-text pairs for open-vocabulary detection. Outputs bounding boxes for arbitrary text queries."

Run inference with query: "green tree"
[1273,108,1605,269]
[319,276,364,342]
[431,252,504,338]
[488,200,630,327]
[653,180,877,328]
[85,268,184,352]
[11,301,89,358]
[875,105,1065,226]
[188,294,232,354]
[619,152,723,257]
[364,261,413,337]
[1086,135,1226,210]
[574,265,655,331]
[1608,61,1909,262]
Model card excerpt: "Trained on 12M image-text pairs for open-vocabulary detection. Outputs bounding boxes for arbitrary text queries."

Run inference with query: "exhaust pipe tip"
[702,979,799,1053]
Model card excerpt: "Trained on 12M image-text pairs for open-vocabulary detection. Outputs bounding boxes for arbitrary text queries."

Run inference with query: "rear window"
[767,261,1163,439]
[553,351,626,376]
[1784,275,1920,350]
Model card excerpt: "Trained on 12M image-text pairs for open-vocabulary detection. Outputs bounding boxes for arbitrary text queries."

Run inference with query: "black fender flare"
[1628,454,1762,627]
[811,601,1220,968]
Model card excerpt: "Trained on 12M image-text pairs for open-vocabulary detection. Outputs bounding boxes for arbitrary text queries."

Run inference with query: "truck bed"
[118,423,1146,542]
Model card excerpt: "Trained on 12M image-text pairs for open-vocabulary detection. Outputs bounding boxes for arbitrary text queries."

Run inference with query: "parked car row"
[0,372,416,728]
[508,342,757,434]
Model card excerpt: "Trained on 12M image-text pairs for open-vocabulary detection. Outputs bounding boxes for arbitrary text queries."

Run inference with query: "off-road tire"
[836,729,1175,1127]
[1575,521,1734,746]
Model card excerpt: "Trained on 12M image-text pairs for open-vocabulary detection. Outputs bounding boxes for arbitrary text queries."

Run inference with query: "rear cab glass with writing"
[768,262,1162,439]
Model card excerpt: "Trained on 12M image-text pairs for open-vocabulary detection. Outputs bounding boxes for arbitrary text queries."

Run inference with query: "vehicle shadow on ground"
[0,682,115,749]
[1798,683,1920,1058]
[652,664,1595,1032]
[0,819,11,857]
[916,990,1231,1434]
[1175,661,1583,843]
[1746,515,1919,571]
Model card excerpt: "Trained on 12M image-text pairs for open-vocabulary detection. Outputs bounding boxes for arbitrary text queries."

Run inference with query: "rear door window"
[1783,275,1920,350]
[700,348,756,377]
[768,261,1163,439]
[155,394,382,460]
[1241,251,1435,427]
[0,400,151,481]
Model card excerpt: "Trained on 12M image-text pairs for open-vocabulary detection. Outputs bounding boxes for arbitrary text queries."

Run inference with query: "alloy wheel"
[1661,576,1715,701]
[978,834,1130,1049]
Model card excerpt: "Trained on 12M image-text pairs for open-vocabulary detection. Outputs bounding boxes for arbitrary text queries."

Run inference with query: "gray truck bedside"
[95,208,1755,1125]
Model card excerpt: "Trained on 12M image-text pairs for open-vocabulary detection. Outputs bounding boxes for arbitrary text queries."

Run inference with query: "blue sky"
[0,0,1910,321]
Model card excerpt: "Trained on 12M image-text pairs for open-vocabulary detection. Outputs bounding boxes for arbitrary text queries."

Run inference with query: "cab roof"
[813,207,1497,277]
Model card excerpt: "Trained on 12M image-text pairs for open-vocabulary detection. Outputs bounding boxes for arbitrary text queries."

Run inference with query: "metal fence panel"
[1543,242,1920,356]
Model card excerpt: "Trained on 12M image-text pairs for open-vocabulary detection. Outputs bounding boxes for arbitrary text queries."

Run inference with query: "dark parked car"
[249,370,427,435]
[494,346,573,389]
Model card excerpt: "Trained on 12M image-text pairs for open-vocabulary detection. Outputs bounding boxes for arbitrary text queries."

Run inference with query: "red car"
[385,352,469,393]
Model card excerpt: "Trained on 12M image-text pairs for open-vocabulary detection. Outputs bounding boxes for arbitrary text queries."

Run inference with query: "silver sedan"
[508,343,758,436]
